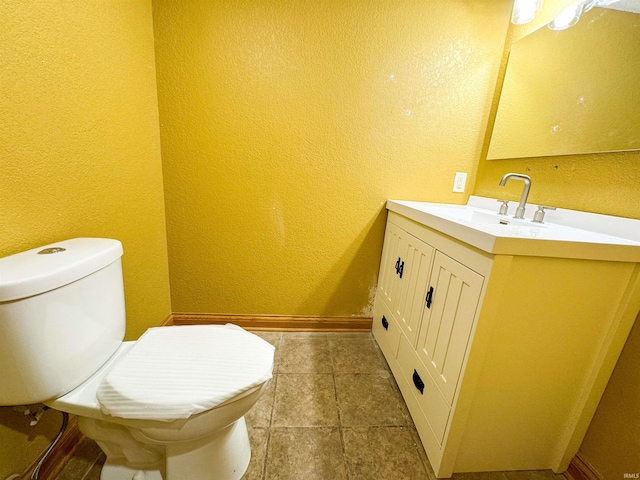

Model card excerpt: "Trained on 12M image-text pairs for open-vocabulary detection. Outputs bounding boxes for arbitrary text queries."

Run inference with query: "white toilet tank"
[0,238,126,406]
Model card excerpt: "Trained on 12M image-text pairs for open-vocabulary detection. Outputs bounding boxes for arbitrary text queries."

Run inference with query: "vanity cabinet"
[372,210,640,477]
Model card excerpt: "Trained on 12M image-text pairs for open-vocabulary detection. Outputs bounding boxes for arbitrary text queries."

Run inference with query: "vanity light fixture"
[511,0,544,24]
[548,0,622,30]
[548,2,585,30]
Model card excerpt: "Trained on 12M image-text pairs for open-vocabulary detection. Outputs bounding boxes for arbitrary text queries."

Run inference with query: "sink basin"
[471,211,545,227]
[386,196,640,262]
[399,204,548,231]
[435,208,547,228]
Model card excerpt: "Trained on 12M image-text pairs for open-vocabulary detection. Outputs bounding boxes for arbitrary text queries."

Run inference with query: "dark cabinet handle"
[412,370,425,394]
[394,257,405,278]
[425,286,434,309]
[381,315,389,330]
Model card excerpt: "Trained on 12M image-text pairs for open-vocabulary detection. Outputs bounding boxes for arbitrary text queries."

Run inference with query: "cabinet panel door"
[377,221,403,310]
[394,234,435,346]
[416,252,483,404]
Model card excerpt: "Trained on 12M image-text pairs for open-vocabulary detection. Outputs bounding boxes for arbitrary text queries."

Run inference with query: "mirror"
[487,4,640,160]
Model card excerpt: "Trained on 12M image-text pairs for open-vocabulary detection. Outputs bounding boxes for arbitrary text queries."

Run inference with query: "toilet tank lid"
[0,238,123,302]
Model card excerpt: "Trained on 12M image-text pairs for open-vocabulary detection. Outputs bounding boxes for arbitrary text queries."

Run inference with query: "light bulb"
[548,2,584,30]
[512,0,544,24]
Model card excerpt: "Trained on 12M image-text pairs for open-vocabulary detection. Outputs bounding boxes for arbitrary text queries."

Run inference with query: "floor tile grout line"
[337,425,351,480]
[267,373,278,430]
[408,426,436,479]
[259,425,271,480]
[259,371,279,480]
[332,367,345,431]
[77,452,103,480]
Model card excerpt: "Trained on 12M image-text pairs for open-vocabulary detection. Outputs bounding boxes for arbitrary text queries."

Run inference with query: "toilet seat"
[96,324,275,422]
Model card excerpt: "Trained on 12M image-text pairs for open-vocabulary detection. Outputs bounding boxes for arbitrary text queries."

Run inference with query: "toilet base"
[80,415,252,480]
[164,416,251,480]
[100,460,163,480]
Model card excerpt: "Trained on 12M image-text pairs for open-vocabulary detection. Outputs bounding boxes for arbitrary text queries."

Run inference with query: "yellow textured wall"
[475,150,640,219]
[0,0,170,476]
[474,1,640,475]
[153,0,513,316]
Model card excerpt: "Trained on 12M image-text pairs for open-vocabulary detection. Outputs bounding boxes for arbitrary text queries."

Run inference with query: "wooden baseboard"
[169,313,373,332]
[25,415,83,480]
[564,453,602,480]
[160,313,174,326]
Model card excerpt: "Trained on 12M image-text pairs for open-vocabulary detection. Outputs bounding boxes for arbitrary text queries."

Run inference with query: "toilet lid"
[96,324,275,421]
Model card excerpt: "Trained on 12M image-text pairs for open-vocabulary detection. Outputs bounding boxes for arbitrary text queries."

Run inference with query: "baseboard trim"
[25,415,83,480]
[169,313,373,332]
[160,313,174,326]
[564,453,602,480]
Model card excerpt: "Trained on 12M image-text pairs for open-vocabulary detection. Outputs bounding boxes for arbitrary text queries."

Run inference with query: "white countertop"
[387,196,640,262]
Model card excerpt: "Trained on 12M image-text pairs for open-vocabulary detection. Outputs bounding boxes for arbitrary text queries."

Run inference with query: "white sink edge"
[386,198,640,262]
[466,195,640,243]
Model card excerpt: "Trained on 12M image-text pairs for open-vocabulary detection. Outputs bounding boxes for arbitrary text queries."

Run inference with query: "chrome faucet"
[498,173,531,219]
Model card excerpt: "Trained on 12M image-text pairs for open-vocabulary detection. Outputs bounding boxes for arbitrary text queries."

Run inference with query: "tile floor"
[54,332,566,480]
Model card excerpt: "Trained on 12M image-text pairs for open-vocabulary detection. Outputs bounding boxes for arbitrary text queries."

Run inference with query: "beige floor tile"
[245,377,276,428]
[452,471,513,480]
[80,453,105,480]
[250,331,283,347]
[409,427,437,479]
[56,330,570,480]
[277,335,331,373]
[335,374,410,426]
[342,426,431,479]
[272,374,339,427]
[281,332,327,339]
[54,437,103,480]
[329,336,388,374]
[241,428,268,480]
[503,470,565,480]
[326,332,373,339]
[264,427,346,480]
[250,331,282,372]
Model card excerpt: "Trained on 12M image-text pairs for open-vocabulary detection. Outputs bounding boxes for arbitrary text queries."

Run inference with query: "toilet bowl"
[0,238,275,480]
[51,325,274,480]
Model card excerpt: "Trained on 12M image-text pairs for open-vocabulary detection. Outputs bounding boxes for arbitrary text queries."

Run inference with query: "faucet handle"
[496,199,509,215]
[532,205,556,224]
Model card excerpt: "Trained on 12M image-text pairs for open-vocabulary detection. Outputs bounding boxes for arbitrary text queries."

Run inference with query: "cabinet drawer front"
[417,252,484,404]
[372,298,402,364]
[397,335,451,445]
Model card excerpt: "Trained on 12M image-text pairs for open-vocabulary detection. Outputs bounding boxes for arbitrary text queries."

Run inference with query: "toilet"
[0,238,275,480]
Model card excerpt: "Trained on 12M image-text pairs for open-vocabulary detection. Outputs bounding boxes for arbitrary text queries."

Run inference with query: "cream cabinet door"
[377,221,403,310]
[393,231,435,346]
[377,220,435,346]
[416,252,483,404]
